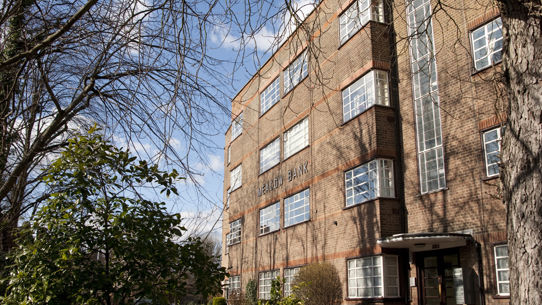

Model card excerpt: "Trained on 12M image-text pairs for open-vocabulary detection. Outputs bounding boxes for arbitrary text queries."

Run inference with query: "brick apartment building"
[222,0,508,304]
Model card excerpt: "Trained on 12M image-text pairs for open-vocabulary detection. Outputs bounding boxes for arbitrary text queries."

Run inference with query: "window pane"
[284,51,308,93]
[284,117,309,159]
[471,18,503,70]
[260,78,280,114]
[285,189,310,227]
[259,202,280,235]
[231,112,243,140]
[260,138,280,173]
[231,165,242,191]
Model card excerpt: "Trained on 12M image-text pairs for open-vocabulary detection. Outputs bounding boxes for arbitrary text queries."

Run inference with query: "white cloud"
[279,0,317,44]
[208,154,223,171]
[211,24,276,52]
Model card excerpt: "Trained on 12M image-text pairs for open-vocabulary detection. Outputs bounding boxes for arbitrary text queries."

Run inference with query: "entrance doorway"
[418,251,461,305]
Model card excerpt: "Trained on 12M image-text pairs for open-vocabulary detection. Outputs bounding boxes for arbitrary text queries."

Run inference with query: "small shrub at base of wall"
[212,296,227,305]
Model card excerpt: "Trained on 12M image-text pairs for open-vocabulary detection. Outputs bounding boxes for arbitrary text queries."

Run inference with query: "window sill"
[471,60,502,76]
[282,74,308,98]
[284,218,310,230]
[344,296,401,301]
[227,241,241,247]
[260,100,280,118]
[343,198,377,210]
[259,229,279,237]
[416,187,448,197]
[283,144,310,163]
[259,162,280,176]
[482,174,500,182]
[341,104,393,127]
[492,294,510,299]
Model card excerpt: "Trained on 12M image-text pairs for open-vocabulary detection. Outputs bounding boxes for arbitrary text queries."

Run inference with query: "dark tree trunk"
[500,1,542,304]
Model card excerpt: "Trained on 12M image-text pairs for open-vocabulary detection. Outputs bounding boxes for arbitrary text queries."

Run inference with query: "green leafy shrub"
[292,262,342,305]
[212,297,227,305]
[245,279,258,305]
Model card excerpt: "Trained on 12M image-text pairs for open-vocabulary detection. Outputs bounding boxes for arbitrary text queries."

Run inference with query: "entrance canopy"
[378,232,473,252]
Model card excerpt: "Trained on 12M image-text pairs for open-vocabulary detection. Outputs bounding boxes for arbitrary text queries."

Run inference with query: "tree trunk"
[500,1,542,305]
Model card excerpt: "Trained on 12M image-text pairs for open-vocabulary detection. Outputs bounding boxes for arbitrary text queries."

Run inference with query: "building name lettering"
[257,161,309,197]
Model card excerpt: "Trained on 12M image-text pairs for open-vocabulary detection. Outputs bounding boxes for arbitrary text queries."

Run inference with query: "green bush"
[292,262,342,305]
[245,279,258,305]
[212,296,227,305]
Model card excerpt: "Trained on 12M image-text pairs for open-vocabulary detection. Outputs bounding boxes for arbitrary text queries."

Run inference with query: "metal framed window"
[471,18,503,71]
[284,267,301,296]
[284,51,308,93]
[260,138,280,173]
[261,77,280,114]
[231,112,243,141]
[284,189,310,227]
[227,145,231,164]
[347,255,399,298]
[342,70,389,122]
[483,127,502,177]
[226,219,242,245]
[284,117,309,159]
[494,245,510,296]
[229,275,241,293]
[259,202,280,235]
[339,0,384,44]
[230,164,242,191]
[259,270,279,300]
[345,159,394,207]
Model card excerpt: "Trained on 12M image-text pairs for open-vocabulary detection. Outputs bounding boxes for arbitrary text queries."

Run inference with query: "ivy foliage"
[1,130,227,304]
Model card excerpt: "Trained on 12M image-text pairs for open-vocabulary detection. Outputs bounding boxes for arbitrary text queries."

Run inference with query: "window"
[260,138,280,173]
[261,77,280,114]
[342,70,389,122]
[284,189,310,227]
[230,165,242,191]
[471,18,503,71]
[225,188,230,209]
[347,255,399,298]
[284,51,308,93]
[259,270,279,300]
[231,112,243,141]
[226,219,242,246]
[345,159,394,207]
[284,267,300,296]
[259,202,280,235]
[494,245,510,296]
[227,145,231,164]
[339,0,384,44]
[483,127,502,177]
[284,117,309,159]
[229,275,241,293]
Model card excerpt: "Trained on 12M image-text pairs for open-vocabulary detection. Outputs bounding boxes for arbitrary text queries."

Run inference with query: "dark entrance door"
[418,251,460,305]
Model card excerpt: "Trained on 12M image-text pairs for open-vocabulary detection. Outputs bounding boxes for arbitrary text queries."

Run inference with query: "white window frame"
[284,51,308,93]
[230,164,242,191]
[342,70,389,122]
[345,159,394,207]
[259,270,279,300]
[229,275,241,293]
[284,267,300,296]
[226,219,242,246]
[259,202,280,235]
[227,145,231,164]
[260,138,281,173]
[483,127,502,177]
[261,77,281,115]
[284,188,310,227]
[231,112,243,141]
[471,18,503,71]
[494,244,510,296]
[284,117,309,159]
[225,188,230,209]
[347,255,399,298]
[339,0,385,44]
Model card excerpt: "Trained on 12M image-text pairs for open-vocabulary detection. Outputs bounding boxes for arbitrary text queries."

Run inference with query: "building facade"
[222,1,508,304]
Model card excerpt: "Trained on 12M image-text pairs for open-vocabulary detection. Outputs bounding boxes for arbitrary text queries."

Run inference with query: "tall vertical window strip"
[494,245,509,296]
[259,270,279,300]
[260,77,280,114]
[231,112,243,141]
[406,0,446,194]
[339,0,384,44]
[342,70,389,122]
[483,127,502,177]
[227,219,241,245]
[284,51,308,93]
[227,145,231,164]
[260,138,280,173]
[284,189,310,227]
[345,159,394,207]
[259,202,280,235]
[230,165,242,191]
[347,255,399,298]
[284,267,300,296]
[471,18,503,71]
[284,117,309,159]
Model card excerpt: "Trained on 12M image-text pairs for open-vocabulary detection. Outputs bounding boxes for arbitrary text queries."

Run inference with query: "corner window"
[347,255,399,298]
[261,77,281,114]
[340,0,385,44]
[345,159,394,207]
[284,51,308,93]
[483,127,502,177]
[231,112,243,141]
[284,267,301,296]
[230,164,242,191]
[342,70,389,122]
[284,188,310,227]
[259,270,279,300]
[226,219,242,246]
[260,138,280,173]
[471,18,503,71]
[284,117,309,159]
[259,202,280,235]
[494,245,510,296]
[227,145,231,164]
